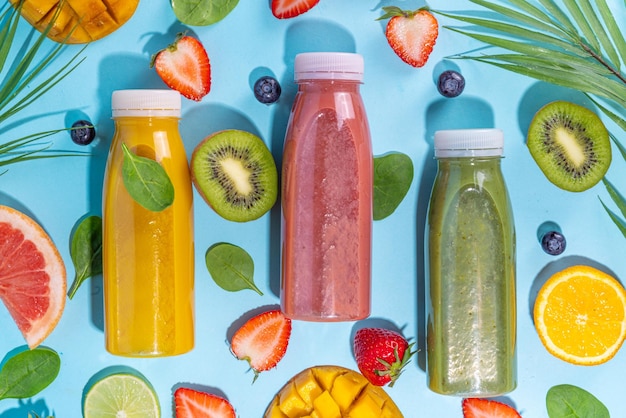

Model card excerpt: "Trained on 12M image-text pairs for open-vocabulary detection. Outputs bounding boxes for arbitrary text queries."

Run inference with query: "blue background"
[2,0,626,416]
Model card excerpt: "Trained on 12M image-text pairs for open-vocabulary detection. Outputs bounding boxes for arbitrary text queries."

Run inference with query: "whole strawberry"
[353,327,415,387]
[151,33,211,101]
[379,6,439,68]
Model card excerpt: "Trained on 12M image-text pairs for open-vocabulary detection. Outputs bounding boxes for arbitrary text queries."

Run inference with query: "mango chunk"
[278,381,309,417]
[294,368,324,407]
[330,373,368,412]
[312,391,341,418]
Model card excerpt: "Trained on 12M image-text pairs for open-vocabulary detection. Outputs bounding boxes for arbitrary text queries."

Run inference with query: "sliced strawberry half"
[380,6,439,68]
[271,0,320,19]
[230,309,292,381]
[462,398,522,418]
[174,387,236,418]
[151,33,211,101]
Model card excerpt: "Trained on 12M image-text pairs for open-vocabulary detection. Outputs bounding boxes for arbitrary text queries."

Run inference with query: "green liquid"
[427,157,516,396]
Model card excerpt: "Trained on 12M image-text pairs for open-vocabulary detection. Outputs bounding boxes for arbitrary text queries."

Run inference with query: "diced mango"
[265,397,289,418]
[278,381,310,417]
[10,0,139,43]
[312,390,341,418]
[330,372,368,412]
[264,366,404,418]
[348,393,383,418]
[312,366,342,392]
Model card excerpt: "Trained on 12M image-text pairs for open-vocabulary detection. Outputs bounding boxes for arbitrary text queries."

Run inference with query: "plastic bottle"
[281,52,373,321]
[426,128,516,396]
[102,89,194,356]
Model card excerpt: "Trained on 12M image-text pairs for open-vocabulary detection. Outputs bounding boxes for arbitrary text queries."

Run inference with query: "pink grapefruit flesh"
[0,205,66,348]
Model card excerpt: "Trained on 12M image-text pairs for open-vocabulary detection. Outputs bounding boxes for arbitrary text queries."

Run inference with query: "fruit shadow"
[526,255,621,323]
[417,92,494,372]
[263,19,357,296]
[0,399,52,418]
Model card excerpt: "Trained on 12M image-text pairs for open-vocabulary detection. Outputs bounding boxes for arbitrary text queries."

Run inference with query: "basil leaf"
[373,152,414,220]
[121,143,174,212]
[171,0,240,26]
[205,243,263,295]
[0,347,61,400]
[546,384,610,418]
[67,215,103,299]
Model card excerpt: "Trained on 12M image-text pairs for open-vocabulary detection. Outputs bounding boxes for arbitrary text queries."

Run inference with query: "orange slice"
[534,264,626,365]
[0,205,66,348]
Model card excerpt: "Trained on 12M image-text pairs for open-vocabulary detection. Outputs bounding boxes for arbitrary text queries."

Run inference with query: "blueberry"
[437,70,465,98]
[254,76,281,104]
[541,230,566,255]
[70,120,96,145]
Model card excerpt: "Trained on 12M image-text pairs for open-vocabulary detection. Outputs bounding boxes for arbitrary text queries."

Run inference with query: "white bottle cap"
[294,52,364,82]
[434,128,504,157]
[112,89,181,117]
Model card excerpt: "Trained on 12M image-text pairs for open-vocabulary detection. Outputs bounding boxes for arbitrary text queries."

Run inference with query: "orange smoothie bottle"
[102,89,194,356]
[281,52,372,321]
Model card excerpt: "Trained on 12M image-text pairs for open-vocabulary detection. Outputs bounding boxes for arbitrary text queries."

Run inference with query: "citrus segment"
[83,373,160,418]
[534,265,626,365]
[0,205,66,349]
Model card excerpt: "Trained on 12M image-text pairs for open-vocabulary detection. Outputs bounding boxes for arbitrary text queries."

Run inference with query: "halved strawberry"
[462,398,522,418]
[231,309,292,381]
[379,6,439,68]
[151,33,211,101]
[271,0,320,19]
[174,387,236,418]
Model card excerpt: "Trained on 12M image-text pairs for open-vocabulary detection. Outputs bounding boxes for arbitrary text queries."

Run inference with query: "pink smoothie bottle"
[281,52,373,321]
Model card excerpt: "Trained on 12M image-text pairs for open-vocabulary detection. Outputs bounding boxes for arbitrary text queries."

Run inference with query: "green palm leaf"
[435,0,626,238]
[0,0,86,172]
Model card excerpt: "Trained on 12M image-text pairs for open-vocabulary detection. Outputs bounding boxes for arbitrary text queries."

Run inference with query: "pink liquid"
[281,80,372,321]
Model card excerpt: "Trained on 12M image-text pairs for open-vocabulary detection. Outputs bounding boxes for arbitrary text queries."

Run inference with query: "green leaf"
[373,152,414,221]
[546,384,609,418]
[171,0,240,26]
[121,143,174,212]
[0,347,61,400]
[205,243,263,295]
[600,198,626,240]
[67,215,103,299]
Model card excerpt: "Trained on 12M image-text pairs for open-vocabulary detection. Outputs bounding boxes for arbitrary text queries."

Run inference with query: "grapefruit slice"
[0,205,66,348]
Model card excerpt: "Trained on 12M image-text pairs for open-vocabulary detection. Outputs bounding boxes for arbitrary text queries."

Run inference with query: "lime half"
[84,373,160,418]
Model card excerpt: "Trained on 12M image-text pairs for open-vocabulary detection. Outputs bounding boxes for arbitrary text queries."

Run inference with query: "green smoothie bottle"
[426,128,516,396]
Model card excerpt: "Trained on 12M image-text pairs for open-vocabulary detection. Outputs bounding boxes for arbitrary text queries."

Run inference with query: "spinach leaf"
[546,384,609,418]
[171,0,240,26]
[67,215,103,299]
[0,348,61,400]
[205,243,263,295]
[373,152,414,220]
[121,143,174,212]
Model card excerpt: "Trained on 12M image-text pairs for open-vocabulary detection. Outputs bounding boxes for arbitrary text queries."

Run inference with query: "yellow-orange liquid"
[102,116,194,356]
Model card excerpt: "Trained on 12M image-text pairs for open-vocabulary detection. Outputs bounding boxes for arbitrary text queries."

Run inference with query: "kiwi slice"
[527,101,611,192]
[191,130,278,222]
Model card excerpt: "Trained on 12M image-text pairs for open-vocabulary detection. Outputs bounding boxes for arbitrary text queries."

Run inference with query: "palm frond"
[0,0,87,171]
[435,0,626,239]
